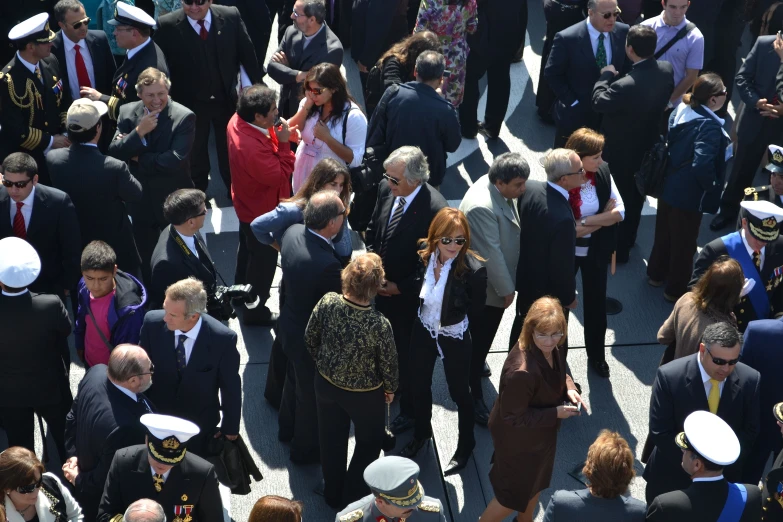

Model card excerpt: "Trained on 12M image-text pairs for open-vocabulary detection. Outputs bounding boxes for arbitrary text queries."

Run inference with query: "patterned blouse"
[305,293,399,393]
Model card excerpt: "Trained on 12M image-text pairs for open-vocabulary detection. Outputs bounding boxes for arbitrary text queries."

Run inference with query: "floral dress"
[414,0,478,107]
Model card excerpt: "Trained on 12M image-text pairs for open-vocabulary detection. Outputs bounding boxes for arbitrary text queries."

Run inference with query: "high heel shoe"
[444,441,475,476]
[399,437,429,458]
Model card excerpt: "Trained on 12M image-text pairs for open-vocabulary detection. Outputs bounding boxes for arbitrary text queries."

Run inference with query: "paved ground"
[15,5,765,522]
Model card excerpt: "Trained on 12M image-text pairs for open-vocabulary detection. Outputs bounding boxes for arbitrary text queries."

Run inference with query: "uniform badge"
[52,79,63,95]
[744,187,755,196]
[181,494,188,501]
[116,76,128,98]
[173,505,194,522]
[774,150,783,164]
[763,217,778,228]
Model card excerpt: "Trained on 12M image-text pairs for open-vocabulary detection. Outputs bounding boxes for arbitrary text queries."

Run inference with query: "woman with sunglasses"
[398,208,487,476]
[481,296,585,522]
[0,447,83,521]
[648,73,730,303]
[287,63,368,192]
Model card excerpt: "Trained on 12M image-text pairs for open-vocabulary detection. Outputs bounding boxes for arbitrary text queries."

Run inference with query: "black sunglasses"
[17,477,43,494]
[188,209,208,220]
[599,9,622,19]
[440,237,467,246]
[72,16,91,29]
[132,362,155,378]
[182,0,209,4]
[1,178,34,189]
[382,173,400,186]
[705,346,740,366]
[714,90,728,97]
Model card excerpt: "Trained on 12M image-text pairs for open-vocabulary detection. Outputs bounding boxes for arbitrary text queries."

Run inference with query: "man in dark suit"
[592,24,674,263]
[278,191,345,463]
[108,67,196,284]
[646,410,762,522]
[0,152,82,297]
[219,0,272,74]
[0,236,72,463]
[63,345,155,521]
[643,322,761,503]
[351,0,408,87]
[365,146,447,433]
[544,0,629,147]
[139,278,241,456]
[367,51,461,188]
[97,413,224,522]
[712,34,783,230]
[79,3,168,122]
[508,149,582,348]
[154,0,264,196]
[738,317,783,485]
[47,98,143,278]
[0,13,72,185]
[149,189,216,312]
[267,0,344,118]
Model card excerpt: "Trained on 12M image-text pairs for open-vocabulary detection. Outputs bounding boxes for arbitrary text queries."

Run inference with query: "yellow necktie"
[708,379,721,414]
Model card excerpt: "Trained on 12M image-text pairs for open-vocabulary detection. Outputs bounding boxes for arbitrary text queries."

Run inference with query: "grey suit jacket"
[267,23,344,117]
[459,174,520,308]
[737,35,781,142]
[542,489,646,522]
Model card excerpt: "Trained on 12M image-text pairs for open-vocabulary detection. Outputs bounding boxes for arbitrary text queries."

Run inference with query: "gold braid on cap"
[148,442,186,464]
[379,482,424,506]
[749,220,780,242]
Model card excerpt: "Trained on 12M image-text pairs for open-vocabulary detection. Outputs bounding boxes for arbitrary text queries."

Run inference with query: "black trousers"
[574,253,608,363]
[235,221,278,312]
[536,0,587,117]
[314,373,384,506]
[0,399,71,463]
[647,199,703,298]
[410,318,475,450]
[468,304,505,400]
[613,166,646,256]
[264,336,287,409]
[191,99,234,196]
[459,50,513,136]
[375,295,417,416]
[278,345,320,460]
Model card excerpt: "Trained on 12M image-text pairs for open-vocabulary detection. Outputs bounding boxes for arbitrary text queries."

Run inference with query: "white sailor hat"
[141,414,200,465]
[67,99,108,132]
[675,411,740,467]
[767,145,783,173]
[741,200,783,242]
[8,13,56,44]
[0,237,41,288]
[108,3,157,30]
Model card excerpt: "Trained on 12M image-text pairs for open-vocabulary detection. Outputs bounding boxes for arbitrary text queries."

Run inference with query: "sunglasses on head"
[306,86,325,95]
[1,178,33,189]
[16,477,42,494]
[72,17,91,29]
[440,237,467,246]
[182,0,210,4]
[705,345,740,366]
[382,173,401,186]
[599,9,622,19]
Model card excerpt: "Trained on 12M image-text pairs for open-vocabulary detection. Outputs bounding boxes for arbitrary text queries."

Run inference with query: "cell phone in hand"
[577,402,582,412]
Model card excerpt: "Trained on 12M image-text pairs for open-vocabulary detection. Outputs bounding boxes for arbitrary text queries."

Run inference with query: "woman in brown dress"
[481,296,586,522]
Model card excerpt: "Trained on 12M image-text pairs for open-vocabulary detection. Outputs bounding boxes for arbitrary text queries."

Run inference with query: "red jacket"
[227,113,295,223]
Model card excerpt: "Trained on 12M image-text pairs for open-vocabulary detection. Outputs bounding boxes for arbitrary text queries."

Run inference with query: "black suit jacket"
[97,445,223,522]
[592,58,674,175]
[514,181,576,315]
[149,226,217,310]
[739,36,783,143]
[219,0,272,72]
[139,310,241,437]
[643,354,761,497]
[64,365,152,517]
[646,479,762,522]
[544,19,629,132]
[351,0,408,67]
[108,100,196,227]
[51,30,117,103]
[0,292,71,408]
[47,143,142,274]
[100,39,168,121]
[267,23,344,117]
[154,5,264,109]
[0,184,82,294]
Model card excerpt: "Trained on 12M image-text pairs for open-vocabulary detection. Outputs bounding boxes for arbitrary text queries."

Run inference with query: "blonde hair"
[519,297,567,350]
[341,253,385,302]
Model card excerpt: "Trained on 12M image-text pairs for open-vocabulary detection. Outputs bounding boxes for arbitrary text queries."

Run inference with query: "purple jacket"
[75,270,147,351]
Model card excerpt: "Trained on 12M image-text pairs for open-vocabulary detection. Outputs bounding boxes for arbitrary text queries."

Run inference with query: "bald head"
[124,499,166,522]
[108,344,152,392]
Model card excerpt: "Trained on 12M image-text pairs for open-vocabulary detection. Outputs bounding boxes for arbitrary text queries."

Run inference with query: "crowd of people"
[2,0,783,520]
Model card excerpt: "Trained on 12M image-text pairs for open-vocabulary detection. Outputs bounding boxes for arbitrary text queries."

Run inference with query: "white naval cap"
[675,411,740,466]
[8,12,56,43]
[0,237,41,288]
[741,199,783,242]
[108,3,157,29]
[141,414,200,442]
[767,145,783,173]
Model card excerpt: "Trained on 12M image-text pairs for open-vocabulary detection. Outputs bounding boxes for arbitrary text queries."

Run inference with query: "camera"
[207,284,257,321]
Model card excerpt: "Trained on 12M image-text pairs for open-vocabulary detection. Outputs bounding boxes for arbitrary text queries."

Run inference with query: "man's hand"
[295,70,308,83]
[135,110,160,138]
[276,118,296,142]
[600,64,618,76]
[79,86,102,101]
[775,32,783,60]
[357,61,368,73]
[62,457,79,485]
[503,293,515,309]
[566,298,578,309]
[761,101,783,118]
[271,51,289,66]
[52,134,71,149]
[214,431,238,441]
[377,280,400,296]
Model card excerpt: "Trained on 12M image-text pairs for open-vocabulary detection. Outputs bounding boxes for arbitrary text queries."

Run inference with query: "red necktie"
[13,202,26,240]
[73,44,92,88]
[197,19,208,40]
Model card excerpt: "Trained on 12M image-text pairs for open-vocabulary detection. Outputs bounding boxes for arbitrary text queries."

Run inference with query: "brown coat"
[488,344,576,511]
[657,292,736,360]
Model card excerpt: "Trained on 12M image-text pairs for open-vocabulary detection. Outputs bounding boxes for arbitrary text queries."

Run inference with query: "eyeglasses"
[563,168,586,177]
[132,363,155,378]
[440,237,467,246]
[182,0,209,5]
[114,26,135,33]
[714,90,728,97]
[704,345,740,366]
[16,477,43,494]
[71,17,91,29]
[1,178,34,189]
[382,173,401,186]
[534,332,564,341]
[598,8,622,19]
[306,86,325,95]
[292,8,304,17]
[188,208,207,220]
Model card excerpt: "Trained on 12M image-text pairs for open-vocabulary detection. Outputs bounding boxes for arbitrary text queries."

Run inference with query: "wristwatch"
[581,217,587,226]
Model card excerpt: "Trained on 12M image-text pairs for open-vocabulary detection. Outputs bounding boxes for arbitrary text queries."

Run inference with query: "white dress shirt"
[63,33,96,99]
[586,19,613,65]
[174,316,203,365]
[697,354,725,399]
[741,229,765,270]
[111,381,138,402]
[575,176,626,257]
[546,181,570,201]
[127,38,152,60]
[176,230,199,258]
[8,186,35,231]
[150,467,172,481]
[387,184,422,225]
[307,228,333,247]
[692,475,724,482]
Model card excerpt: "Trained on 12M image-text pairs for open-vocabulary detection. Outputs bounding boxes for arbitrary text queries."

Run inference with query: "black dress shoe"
[399,437,429,458]
[444,442,475,476]
[477,122,499,140]
[481,361,492,377]
[461,128,478,139]
[590,359,610,378]
[389,414,415,435]
[473,398,490,426]
[710,213,736,231]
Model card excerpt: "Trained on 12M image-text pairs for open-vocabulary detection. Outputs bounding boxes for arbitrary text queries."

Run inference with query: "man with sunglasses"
[643,322,761,504]
[63,344,155,521]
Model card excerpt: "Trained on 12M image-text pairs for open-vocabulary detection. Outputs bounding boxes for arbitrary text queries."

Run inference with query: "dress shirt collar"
[741,228,765,257]
[111,380,137,402]
[63,32,86,51]
[1,289,28,296]
[21,185,36,207]
[692,475,724,482]
[175,315,203,341]
[303,23,324,44]
[696,354,711,384]
[187,9,212,33]
[150,467,172,480]
[81,143,99,147]
[661,15,688,29]
[633,58,649,67]
[398,183,422,208]
[586,18,605,39]
[127,37,152,60]
[247,122,270,137]
[547,181,570,201]
[176,230,199,257]
[307,228,333,246]
[16,52,39,74]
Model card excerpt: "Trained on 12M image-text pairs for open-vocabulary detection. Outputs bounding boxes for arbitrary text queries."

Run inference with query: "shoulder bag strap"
[341,108,352,145]
[86,300,115,352]
[654,22,696,60]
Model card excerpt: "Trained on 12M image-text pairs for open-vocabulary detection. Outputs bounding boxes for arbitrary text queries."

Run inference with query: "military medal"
[174,505,194,522]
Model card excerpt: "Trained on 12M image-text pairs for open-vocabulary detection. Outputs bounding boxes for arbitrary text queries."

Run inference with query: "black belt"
[575,237,591,247]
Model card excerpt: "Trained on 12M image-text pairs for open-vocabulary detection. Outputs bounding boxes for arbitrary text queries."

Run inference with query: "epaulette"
[744,186,769,200]
[339,509,363,522]
[109,515,124,522]
[418,501,440,513]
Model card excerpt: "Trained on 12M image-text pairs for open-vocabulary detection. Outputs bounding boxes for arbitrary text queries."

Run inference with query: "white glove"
[740,278,756,297]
